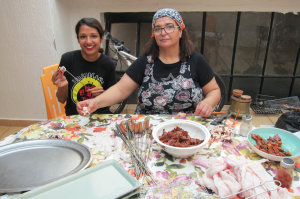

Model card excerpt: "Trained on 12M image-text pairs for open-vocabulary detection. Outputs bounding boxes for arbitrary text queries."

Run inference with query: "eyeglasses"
[153,24,180,35]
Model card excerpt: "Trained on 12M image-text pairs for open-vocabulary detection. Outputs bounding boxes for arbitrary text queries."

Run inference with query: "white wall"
[0,0,57,120]
[49,0,73,59]
[0,0,299,120]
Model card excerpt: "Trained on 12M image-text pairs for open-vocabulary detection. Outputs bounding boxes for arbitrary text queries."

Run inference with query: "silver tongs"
[56,66,86,87]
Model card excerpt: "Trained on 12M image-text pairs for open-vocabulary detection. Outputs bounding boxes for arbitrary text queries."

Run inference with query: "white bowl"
[152,120,210,158]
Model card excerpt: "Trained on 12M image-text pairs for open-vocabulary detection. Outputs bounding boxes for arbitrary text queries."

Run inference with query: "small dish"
[294,131,300,138]
[247,127,300,161]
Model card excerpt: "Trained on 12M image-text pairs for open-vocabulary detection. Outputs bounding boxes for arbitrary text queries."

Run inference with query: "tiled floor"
[0,104,282,141]
[0,126,27,141]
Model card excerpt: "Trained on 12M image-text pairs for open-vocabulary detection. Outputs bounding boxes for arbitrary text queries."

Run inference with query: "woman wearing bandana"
[77,8,221,117]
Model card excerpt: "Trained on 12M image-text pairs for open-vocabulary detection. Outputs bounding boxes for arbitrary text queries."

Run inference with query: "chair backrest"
[214,72,226,112]
[40,64,66,119]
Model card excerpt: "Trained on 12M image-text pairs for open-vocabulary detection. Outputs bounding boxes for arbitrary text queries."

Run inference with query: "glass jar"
[239,114,252,137]
[275,158,295,188]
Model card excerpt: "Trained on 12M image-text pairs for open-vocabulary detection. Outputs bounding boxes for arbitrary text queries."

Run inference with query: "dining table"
[1,112,300,199]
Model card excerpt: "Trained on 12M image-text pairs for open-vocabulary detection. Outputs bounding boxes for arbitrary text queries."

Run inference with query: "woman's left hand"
[88,86,104,97]
[194,101,213,117]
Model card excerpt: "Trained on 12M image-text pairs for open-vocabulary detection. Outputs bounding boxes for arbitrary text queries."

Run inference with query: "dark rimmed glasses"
[153,24,180,35]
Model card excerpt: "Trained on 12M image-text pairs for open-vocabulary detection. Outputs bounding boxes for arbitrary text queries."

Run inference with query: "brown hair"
[143,29,194,62]
[75,18,104,53]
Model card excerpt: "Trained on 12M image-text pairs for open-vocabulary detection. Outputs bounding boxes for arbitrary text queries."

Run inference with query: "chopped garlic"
[58,66,66,72]
[83,107,90,116]
[177,112,186,117]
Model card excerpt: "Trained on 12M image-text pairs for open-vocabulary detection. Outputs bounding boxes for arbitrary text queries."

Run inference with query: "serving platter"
[0,139,92,193]
[247,127,300,161]
[18,160,141,199]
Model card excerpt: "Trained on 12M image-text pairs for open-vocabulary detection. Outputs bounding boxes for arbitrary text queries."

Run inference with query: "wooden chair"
[41,64,66,119]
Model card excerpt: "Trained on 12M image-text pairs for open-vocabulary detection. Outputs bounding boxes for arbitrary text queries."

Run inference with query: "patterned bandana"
[151,8,185,37]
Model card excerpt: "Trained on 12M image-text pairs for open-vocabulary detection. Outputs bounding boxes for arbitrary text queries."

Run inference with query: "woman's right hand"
[52,70,68,88]
[76,99,99,116]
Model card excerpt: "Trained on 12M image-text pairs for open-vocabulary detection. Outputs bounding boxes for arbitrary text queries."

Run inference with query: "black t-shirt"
[126,51,214,88]
[59,50,116,116]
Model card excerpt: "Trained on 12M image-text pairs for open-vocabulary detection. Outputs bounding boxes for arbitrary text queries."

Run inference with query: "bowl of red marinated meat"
[152,120,210,158]
[248,127,300,161]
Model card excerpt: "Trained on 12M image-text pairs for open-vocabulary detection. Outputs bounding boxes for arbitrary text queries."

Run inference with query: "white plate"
[18,160,141,199]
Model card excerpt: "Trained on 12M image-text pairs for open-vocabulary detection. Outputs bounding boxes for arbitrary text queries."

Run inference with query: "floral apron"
[135,56,203,115]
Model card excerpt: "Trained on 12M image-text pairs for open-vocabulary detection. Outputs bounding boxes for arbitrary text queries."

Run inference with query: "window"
[104,12,300,104]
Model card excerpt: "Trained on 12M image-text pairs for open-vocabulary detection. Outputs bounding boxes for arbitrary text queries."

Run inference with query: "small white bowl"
[152,120,210,158]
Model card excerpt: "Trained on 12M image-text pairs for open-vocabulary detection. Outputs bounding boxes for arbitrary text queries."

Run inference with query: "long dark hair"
[143,29,194,62]
[75,18,104,53]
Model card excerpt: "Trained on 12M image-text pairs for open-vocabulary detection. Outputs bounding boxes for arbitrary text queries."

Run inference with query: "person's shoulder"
[139,54,151,64]
[190,51,205,60]
[190,51,210,65]
[137,54,147,60]
[99,53,114,65]
[100,53,111,60]
[130,54,147,65]
[61,50,81,59]
[60,50,81,68]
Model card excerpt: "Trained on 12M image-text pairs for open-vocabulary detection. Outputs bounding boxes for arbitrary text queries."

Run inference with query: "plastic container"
[240,114,252,136]
[275,158,295,188]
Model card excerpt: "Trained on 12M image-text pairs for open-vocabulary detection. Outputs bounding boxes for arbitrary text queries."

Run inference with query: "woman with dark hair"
[52,18,116,116]
[77,8,221,117]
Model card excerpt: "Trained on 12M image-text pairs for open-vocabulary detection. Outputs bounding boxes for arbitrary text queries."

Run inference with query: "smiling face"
[154,17,182,50]
[77,24,103,61]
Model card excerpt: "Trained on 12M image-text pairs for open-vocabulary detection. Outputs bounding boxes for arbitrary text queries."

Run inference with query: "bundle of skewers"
[113,120,157,185]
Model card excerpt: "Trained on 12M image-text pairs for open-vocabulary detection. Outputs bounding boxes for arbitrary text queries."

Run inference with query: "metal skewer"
[231,109,240,128]
[195,180,281,199]
[124,122,139,179]
[207,136,215,149]
[115,123,157,185]
[223,112,232,127]
[56,66,86,87]
[65,70,86,87]
[219,111,238,148]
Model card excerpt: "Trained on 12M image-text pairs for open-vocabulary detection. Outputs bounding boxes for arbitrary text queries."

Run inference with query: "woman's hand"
[88,86,104,97]
[194,76,221,117]
[76,98,99,116]
[52,69,68,103]
[194,101,213,117]
[52,70,68,88]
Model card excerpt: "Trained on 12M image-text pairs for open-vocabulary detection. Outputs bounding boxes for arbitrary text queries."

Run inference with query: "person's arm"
[52,55,71,103]
[56,85,68,103]
[89,58,117,97]
[52,69,68,103]
[77,74,139,116]
[194,77,221,117]
[88,86,104,97]
[192,52,221,117]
